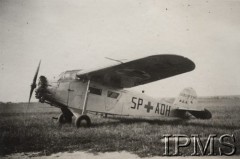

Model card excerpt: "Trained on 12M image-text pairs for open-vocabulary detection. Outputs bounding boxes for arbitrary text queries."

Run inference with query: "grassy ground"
[0,98,240,157]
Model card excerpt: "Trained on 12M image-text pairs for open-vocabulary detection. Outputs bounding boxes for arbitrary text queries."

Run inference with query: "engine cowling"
[35,76,49,102]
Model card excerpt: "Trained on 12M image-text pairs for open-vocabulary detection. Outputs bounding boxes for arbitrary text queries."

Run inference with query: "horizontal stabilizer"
[171,109,212,119]
[188,109,212,119]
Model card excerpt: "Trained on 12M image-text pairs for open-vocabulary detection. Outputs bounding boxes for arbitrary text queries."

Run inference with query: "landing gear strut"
[74,79,91,128]
[58,108,73,124]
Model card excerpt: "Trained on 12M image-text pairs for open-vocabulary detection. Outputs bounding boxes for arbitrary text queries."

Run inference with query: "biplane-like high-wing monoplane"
[28,54,212,127]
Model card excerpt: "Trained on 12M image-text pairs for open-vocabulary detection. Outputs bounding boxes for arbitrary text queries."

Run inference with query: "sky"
[0,0,240,102]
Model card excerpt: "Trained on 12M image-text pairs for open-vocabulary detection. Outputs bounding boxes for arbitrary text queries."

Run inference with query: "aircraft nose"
[35,75,49,102]
[38,75,48,87]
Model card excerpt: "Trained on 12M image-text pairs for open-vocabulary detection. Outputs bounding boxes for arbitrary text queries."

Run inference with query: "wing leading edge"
[77,54,195,88]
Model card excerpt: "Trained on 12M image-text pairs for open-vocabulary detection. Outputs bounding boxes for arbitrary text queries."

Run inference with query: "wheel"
[75,115,91,128]
[58,113,72,124]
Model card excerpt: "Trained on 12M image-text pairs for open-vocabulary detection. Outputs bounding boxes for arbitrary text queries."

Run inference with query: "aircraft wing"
[76,54,195,88]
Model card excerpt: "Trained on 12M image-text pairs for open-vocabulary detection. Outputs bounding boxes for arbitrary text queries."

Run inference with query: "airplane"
[28,54,212,128]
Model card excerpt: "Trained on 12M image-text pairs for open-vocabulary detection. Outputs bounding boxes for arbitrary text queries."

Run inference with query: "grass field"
[0,97,240,157]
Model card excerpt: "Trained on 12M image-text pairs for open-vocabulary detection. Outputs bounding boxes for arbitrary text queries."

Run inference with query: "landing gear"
[58,113,72,124]
[75,115,91,128]
[74,79,91,128]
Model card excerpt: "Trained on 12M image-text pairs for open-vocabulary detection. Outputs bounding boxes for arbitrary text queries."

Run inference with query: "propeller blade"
[28,60,41,104]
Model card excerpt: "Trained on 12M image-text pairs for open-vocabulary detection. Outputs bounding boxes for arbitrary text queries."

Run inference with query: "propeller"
[28,60,41,106]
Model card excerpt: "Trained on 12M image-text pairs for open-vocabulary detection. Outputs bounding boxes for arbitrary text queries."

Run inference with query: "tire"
[75,115,91,128]
[58,113,72,124]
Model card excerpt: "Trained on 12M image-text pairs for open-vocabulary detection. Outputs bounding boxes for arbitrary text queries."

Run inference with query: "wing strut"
[82,79,90,115]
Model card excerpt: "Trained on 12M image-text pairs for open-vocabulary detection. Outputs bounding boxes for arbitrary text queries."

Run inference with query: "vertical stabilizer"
[173,87,199,110]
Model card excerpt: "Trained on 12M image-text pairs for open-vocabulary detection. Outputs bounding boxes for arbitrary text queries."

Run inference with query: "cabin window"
[89,87,102,95]
[107,91,119,99]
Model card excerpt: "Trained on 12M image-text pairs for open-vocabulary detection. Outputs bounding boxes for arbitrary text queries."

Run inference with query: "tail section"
[173,87,212,119]
[173,87,198,110]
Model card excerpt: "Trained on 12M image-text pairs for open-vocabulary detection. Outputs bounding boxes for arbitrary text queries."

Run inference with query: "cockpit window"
[64,73,71,79]
[58,72,64,80]
[58,70,81,81]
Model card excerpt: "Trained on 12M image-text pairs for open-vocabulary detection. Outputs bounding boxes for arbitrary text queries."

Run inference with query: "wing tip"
[184,56,196,71]
[152,54,196,71]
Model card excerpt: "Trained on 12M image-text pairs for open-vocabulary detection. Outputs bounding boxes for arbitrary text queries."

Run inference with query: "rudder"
[173,87,198,110]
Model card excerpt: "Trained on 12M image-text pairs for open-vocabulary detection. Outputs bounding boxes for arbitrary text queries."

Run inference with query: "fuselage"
[43,78,179,119]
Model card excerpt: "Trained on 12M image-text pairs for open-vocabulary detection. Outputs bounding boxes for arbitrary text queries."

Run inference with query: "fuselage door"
[105,90,121,112]
[54,81,70,106]
[87,86,105,112]
[68,81,85,109]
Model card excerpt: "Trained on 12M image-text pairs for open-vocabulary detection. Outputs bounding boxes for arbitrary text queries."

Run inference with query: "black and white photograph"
[0,0,240,158]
